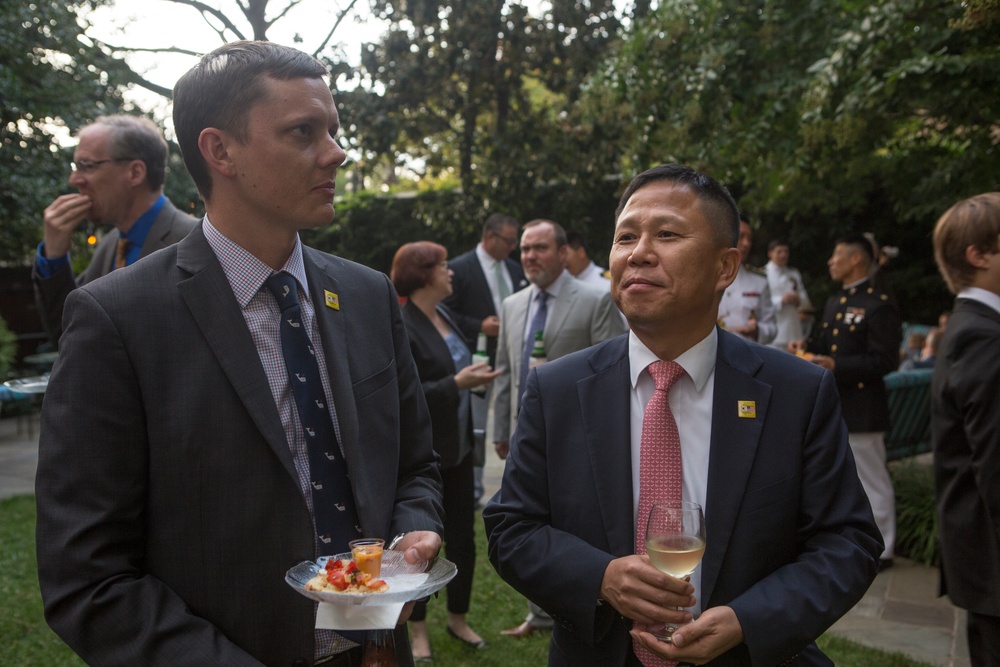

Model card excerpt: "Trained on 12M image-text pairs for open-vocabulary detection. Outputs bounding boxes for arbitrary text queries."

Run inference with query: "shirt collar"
[475,243,499,267]
[958,287,1000,315]
[628,327,717,391]
[120,194,167,246]
[531,269,570,300]
[202,215,308,309]
[843,277,868,290]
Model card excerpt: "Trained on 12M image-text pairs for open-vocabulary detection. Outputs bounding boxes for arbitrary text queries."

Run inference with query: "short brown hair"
[933,192,1000,294]
[173,41,328,201]
[522,219,568,247]
[481,213,520,241]
[390,242,447,296]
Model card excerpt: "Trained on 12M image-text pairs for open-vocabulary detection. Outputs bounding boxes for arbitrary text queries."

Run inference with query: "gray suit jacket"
[32,197,197,347]
[488,271,627,444]
[35,223,443,666]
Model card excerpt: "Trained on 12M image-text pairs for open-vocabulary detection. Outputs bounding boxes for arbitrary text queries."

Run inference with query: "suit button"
[836,313,843,320]
[823,322,829,328]
[831,344,838,352]
[850,325,856,331]
[840,297,847,304]
[858,382,865,389]
[832,329,839,336]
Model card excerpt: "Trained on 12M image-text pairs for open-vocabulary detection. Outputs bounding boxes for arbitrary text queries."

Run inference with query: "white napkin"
[316,601,405,630]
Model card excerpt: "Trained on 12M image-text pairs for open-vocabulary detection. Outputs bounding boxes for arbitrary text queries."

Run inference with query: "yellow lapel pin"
[738,401,756,419]
[324,290,340,310]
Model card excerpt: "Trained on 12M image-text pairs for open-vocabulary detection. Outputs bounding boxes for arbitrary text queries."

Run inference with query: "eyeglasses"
[493,233,518,247]
[70,158,136,174]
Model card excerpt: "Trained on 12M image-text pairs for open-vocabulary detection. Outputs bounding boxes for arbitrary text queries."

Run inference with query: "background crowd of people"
[19,36,997,667]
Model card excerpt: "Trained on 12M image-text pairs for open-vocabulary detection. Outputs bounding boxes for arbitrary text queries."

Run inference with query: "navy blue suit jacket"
[484,330,881,666]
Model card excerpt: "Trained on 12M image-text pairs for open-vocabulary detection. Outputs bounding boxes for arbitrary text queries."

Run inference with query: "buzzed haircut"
[767,239,788,252]
[615,163,740,248]
[835,233,876,267]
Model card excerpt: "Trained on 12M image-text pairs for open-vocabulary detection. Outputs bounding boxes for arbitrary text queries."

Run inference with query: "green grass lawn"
[3,494,929,666]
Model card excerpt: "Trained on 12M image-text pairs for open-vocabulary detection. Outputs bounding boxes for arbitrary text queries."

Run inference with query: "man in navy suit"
[444,213,527,507]
[444,213,527,366]
[931,192,1000,666]
[484,164,881,666]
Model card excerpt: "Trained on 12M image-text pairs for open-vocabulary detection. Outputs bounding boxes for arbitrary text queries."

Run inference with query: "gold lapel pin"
[324,290,340,310]
[738,400,756,419]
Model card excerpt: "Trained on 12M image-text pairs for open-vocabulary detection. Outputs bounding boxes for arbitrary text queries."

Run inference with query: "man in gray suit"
[488,218,626,638]
[36,41,443,667]
[32,114,197,347]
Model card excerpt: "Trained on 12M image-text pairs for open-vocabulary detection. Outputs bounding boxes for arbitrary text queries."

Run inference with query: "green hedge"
[891,459,939,567]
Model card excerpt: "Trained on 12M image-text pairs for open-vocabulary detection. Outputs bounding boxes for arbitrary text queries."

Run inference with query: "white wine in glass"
[644,501,706,641]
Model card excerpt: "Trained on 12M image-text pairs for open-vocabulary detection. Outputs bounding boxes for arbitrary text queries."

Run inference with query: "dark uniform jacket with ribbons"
[808,278,901,432]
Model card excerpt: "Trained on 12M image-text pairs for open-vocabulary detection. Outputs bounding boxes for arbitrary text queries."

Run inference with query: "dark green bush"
[891,459,939,567]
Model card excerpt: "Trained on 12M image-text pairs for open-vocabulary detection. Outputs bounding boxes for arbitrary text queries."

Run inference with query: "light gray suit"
[488,271,626,445]
[35,223,443,666]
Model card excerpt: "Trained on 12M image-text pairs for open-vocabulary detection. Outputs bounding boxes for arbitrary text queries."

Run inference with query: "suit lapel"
[468,255,498,316]
[700,331,770,607]
[578,337,635,555]
[543,276,575,345]
[141,201,177,258]
[175,226,298,481]
[506,289,531,380]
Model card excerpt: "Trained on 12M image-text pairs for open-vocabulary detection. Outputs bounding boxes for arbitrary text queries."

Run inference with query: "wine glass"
[644,501,706,642]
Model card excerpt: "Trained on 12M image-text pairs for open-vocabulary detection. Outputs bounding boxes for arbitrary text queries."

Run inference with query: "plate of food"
[3,375,50,395]
[286,549,457,607]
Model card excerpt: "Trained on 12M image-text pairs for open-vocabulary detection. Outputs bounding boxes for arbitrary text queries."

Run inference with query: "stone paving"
[2,413,971,666]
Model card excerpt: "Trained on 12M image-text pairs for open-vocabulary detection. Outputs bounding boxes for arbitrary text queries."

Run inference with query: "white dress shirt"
[628,328,717,616]
[476,243,515,314]
[765,260,812,348]
[574,261,610,288]
[958,286,1000,315]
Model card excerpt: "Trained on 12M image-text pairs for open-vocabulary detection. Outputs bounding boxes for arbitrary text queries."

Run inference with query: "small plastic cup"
[349,538,384,578]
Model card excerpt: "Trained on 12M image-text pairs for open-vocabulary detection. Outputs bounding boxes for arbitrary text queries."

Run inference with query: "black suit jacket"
[809,279,901,432]
[484,331,881,666]
[32,197,197,347]
[401,301,473,469]
[35,224,443,666]
[442,248,526,365]
[932,297,1000,616]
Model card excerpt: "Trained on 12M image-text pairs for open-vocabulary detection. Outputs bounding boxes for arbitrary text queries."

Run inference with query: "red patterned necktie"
[634,359,686,667]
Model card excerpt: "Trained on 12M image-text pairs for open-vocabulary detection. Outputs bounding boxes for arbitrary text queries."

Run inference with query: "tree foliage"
[575,0,999,322]
[337,0,622,203]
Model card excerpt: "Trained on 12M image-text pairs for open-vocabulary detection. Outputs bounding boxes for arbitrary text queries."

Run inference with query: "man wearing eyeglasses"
[444,213,528,367]
[32,114,197,347]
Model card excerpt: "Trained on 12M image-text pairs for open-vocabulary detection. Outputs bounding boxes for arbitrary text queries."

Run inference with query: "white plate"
[286,550,456,606]
[3,375,49,395]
